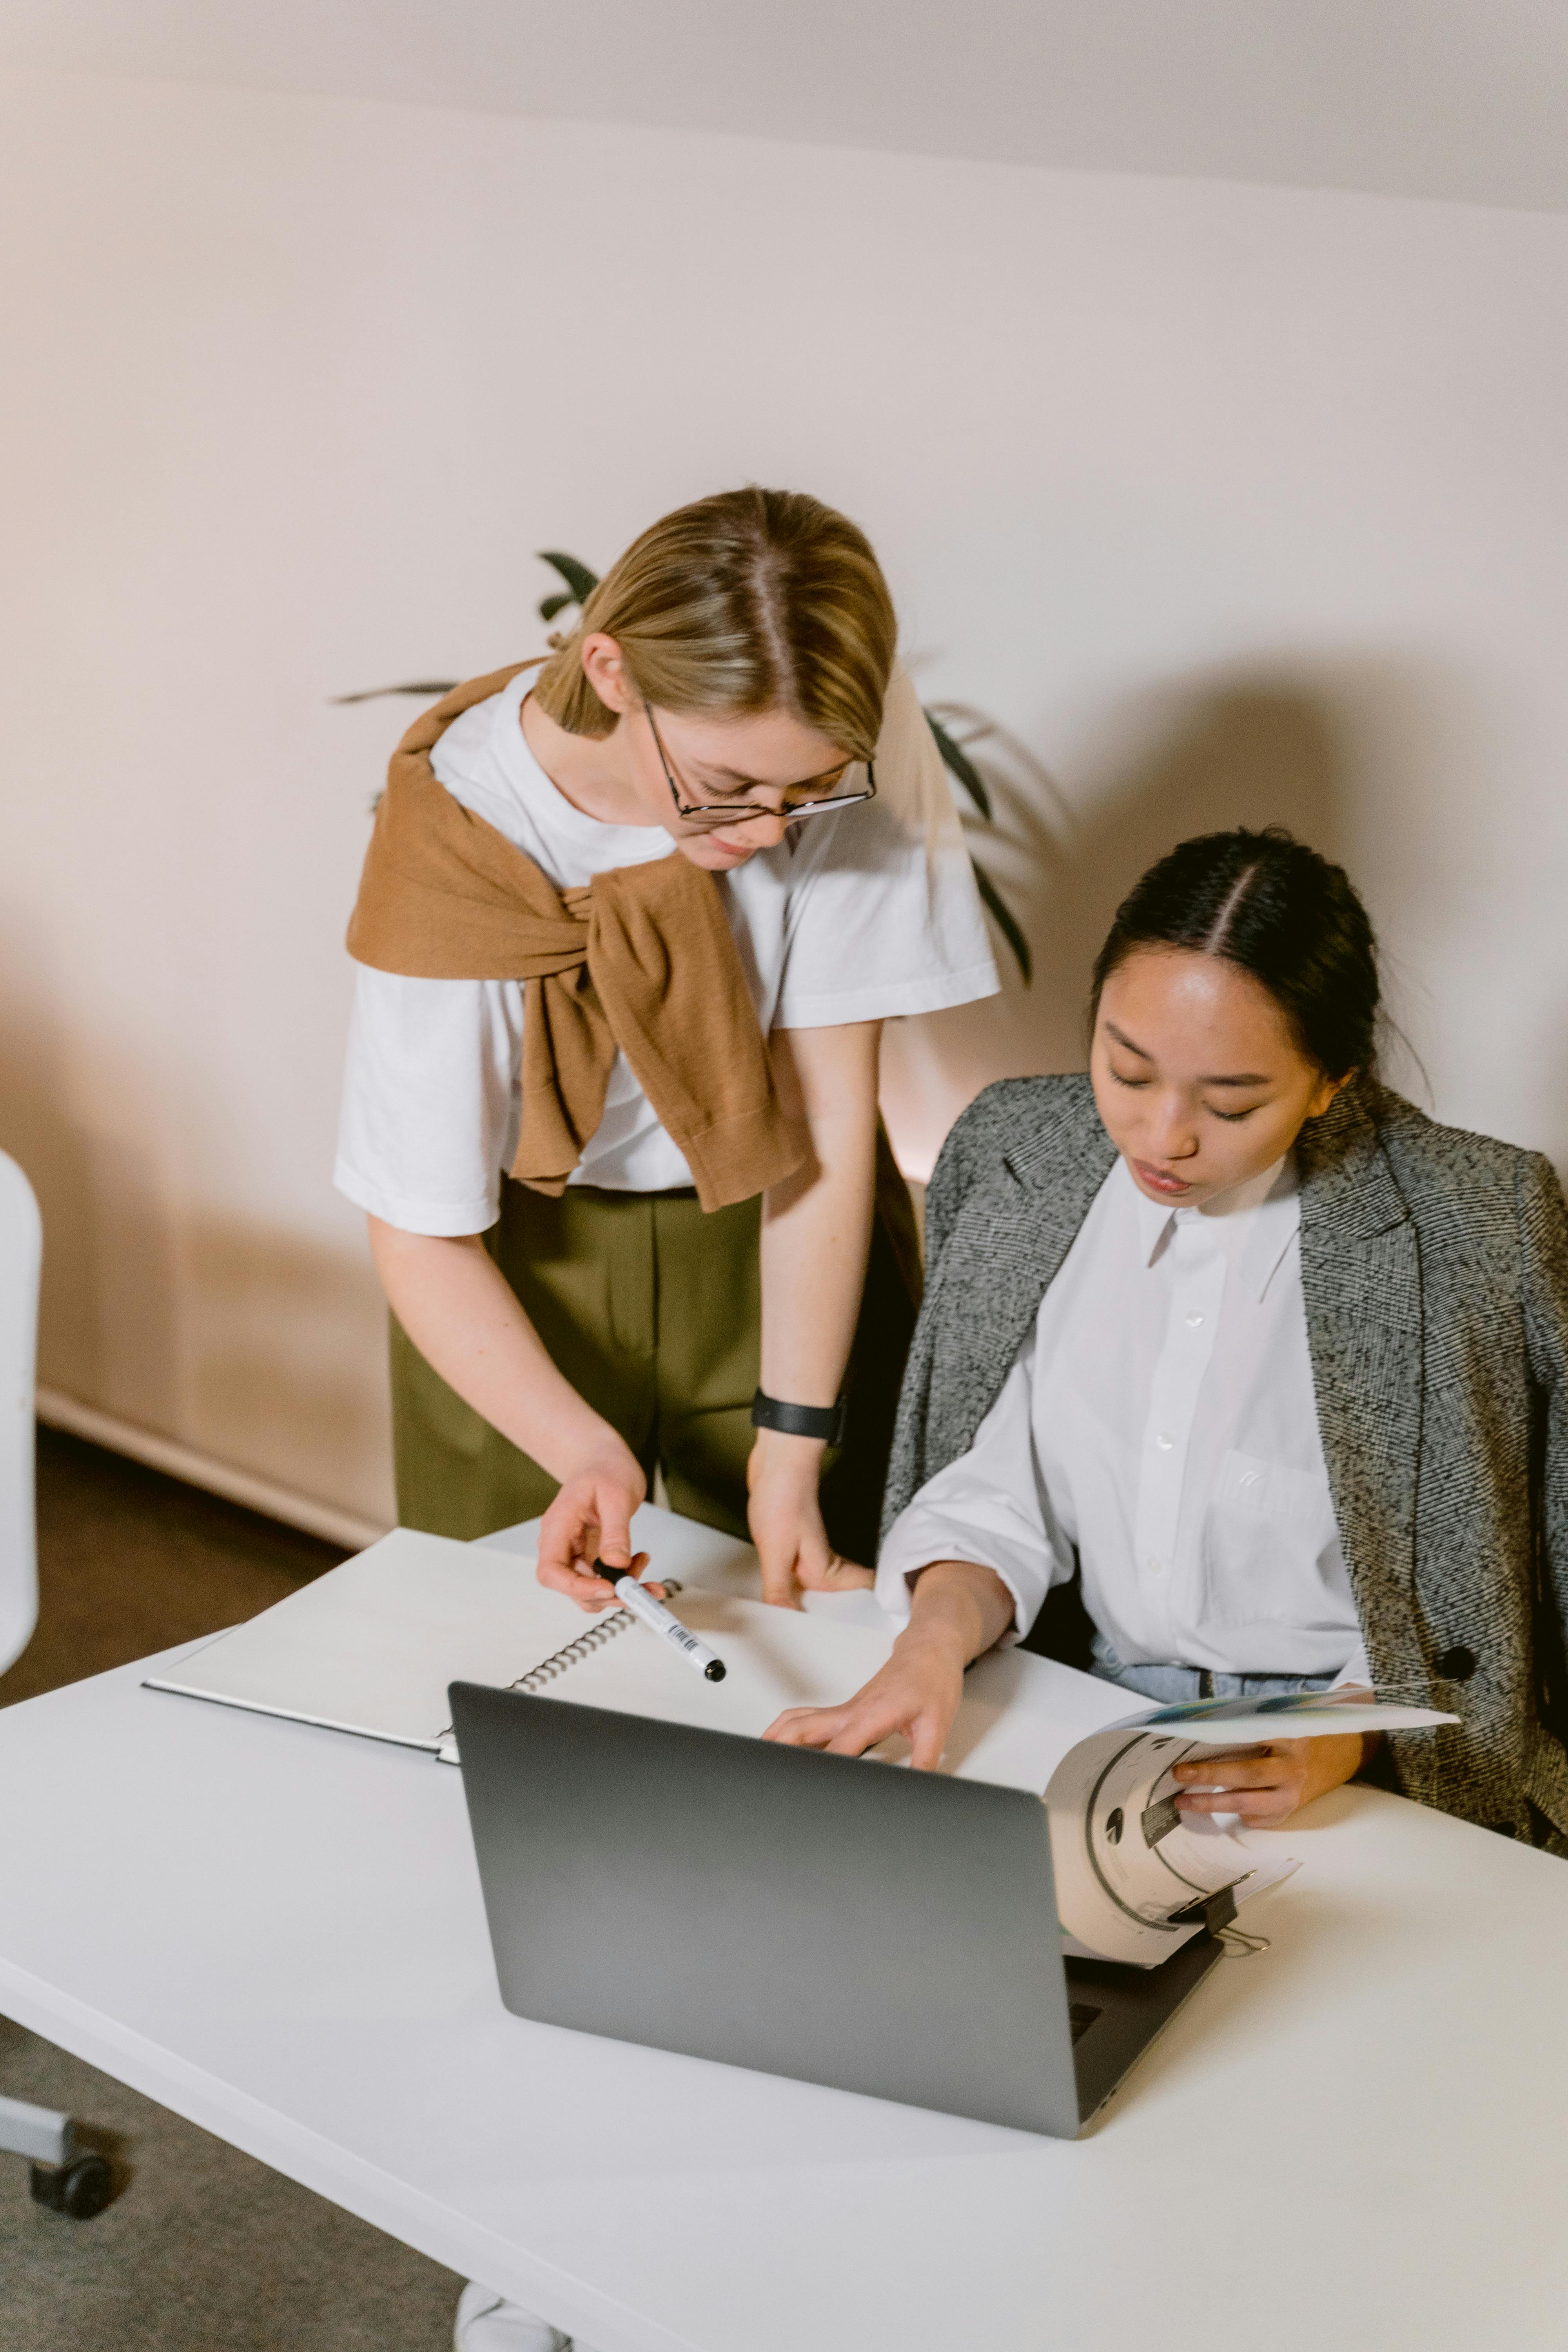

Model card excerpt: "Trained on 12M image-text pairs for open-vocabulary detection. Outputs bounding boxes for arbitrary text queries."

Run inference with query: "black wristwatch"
[750,1388,847,1446]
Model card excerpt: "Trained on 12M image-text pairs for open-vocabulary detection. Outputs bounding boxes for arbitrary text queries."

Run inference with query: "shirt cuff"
[333,1156,498,1238]
[874,1497,1057,1646]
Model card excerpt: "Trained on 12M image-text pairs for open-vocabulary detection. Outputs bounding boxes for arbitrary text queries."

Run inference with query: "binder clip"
[1166,1882,1270,1958]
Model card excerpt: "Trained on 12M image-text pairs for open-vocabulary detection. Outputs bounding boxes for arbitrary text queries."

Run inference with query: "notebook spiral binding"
[507,1579,684,1695]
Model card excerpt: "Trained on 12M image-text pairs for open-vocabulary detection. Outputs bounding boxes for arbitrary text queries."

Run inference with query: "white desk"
[4,1515,1568,2352]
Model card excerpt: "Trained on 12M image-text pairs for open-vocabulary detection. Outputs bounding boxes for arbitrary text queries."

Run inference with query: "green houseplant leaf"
[926,711,1029,984]
[972,861,1033,985]
[924,709,991,820]
[537,551,600,617]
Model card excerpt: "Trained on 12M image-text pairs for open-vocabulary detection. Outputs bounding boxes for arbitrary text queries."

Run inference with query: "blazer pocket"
[1202,1448,1341,1630]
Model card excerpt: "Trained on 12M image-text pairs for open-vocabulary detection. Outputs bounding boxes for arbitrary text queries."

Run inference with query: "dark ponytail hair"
[1090,827,1380,1082]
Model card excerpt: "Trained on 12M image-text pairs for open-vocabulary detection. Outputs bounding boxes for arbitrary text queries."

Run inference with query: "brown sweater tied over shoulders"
[345,664,805,1212]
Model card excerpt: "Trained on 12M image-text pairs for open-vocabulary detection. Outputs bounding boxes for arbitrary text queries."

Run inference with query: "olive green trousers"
[390,1148,921,1565]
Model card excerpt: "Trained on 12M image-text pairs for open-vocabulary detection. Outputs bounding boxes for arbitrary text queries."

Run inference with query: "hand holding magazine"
[1042,1689,1454,1964]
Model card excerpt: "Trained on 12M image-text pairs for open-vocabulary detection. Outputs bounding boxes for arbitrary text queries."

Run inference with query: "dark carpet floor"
[1,1430,463,2351]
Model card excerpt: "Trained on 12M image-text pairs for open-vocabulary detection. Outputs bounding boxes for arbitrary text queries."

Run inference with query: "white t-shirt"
[335,666,999,1234]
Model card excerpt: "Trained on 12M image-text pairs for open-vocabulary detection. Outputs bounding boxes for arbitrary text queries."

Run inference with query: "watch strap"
[750,1388,847,1445]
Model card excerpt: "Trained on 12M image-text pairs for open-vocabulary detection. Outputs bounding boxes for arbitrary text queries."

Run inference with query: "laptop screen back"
[450,1682,1084,2137]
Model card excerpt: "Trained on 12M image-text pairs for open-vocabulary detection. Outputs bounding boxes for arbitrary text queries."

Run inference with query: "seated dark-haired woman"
[766,828,1568,1846]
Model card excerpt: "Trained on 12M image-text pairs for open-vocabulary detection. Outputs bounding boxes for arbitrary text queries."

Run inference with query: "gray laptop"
[450,1682,1225,2138]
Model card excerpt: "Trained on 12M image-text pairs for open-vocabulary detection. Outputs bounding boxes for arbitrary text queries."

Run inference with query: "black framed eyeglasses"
[643,702,876,828]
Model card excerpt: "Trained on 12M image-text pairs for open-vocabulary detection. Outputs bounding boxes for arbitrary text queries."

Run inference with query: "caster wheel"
[30,2153,116,2219]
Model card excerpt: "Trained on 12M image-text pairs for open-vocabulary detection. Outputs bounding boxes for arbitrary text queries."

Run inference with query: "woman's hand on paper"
[765,1626,967,1771]
[535,1451,666,1613]
[747,1430,875,1610]
[763,1558,1016,1769]
[1171,1732,1370,1825]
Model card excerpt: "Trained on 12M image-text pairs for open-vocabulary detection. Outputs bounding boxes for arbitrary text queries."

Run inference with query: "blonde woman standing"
[336,488,999,1643]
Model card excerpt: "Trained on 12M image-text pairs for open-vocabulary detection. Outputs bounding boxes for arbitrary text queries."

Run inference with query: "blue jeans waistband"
[1089,1630,1336,1706]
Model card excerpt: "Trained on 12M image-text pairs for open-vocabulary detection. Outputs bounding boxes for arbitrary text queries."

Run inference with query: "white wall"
[4,65,1567,1525]
[7,0,1568,214]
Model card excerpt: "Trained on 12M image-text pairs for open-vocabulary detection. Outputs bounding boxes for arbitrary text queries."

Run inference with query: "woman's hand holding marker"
[534,1453,667,1612]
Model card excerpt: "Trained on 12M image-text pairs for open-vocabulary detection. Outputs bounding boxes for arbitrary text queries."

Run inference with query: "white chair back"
[0,1151,42,1677]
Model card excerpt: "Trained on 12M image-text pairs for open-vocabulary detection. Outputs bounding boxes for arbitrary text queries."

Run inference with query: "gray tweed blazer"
[882,1072,1568,1839]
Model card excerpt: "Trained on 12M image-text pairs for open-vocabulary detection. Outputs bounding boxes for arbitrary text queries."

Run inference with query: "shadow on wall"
[882,676,1348,1178]
[0,909,394,1524]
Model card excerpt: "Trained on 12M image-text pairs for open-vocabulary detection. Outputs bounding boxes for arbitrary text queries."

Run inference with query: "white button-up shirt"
[878,1154,1369,1682]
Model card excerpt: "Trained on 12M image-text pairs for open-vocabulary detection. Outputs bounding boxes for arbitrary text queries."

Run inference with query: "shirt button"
[1185,1311,1204,1328]
[1155,1432,1174,1451]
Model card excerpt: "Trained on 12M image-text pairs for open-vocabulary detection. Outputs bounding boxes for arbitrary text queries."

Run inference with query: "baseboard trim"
[34,1389,390,1553]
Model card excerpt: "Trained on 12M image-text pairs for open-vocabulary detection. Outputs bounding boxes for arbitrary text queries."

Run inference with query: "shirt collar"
[1127,1154,1300,1301]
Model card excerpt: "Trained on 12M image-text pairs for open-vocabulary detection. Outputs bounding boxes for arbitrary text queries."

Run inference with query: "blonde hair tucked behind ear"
[532,486,897,762]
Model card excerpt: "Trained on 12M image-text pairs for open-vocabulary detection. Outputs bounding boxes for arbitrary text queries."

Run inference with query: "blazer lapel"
[1298,1085,1426,1690]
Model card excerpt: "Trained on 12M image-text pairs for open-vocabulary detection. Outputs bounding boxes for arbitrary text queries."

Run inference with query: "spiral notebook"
[142,1525,915,1764]
[142,1523,1142,1783]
